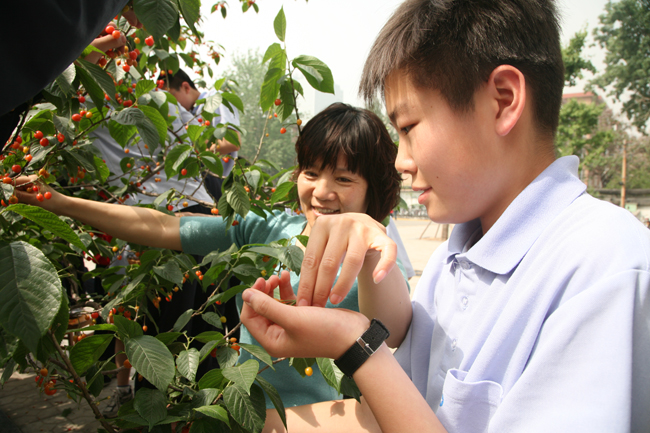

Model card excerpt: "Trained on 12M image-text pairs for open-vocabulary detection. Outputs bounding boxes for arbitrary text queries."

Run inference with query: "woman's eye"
[401,125,412,135]
[337,177,352,183]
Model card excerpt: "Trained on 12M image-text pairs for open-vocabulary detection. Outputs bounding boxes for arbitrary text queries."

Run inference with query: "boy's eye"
[401,125,413,134]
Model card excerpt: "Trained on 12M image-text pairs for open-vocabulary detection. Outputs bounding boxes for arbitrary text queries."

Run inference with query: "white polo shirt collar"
[447,156,587,275]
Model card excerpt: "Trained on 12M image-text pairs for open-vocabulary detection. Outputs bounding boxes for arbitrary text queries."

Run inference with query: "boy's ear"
[487,65,526,136]
[181,81,192,93]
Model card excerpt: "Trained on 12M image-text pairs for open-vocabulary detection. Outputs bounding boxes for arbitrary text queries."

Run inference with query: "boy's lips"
[417,187,432,204]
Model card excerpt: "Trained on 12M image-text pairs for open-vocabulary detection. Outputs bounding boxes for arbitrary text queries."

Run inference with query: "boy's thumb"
[242,289,285,324]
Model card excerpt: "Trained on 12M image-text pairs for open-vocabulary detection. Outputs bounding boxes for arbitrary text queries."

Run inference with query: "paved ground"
[0,217,444,432]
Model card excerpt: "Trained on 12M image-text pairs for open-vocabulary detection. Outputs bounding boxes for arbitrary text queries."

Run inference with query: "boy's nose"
[395,142,415,175]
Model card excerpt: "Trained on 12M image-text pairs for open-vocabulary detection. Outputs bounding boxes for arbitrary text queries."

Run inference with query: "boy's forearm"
[357,253,412,348]
[262,345,444,433]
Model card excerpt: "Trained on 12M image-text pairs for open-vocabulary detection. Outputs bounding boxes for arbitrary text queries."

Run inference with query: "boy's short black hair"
[158,68,196,91]
[295,103,401,222]
[360,0,565,138]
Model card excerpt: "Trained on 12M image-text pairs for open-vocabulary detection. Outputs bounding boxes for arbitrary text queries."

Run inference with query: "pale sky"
[196,0,611,109]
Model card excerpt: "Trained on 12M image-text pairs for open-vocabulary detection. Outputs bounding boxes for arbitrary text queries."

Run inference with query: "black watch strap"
[335,319,390,377]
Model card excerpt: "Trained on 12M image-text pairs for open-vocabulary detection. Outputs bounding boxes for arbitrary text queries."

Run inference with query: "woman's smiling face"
[297,155,369,233]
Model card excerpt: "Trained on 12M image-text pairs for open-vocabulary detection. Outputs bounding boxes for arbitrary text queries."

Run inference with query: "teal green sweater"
[180,210,406,408]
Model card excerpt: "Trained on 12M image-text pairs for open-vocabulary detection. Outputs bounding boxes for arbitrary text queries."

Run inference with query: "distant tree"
[593,0,650,133]
[226,50,297,172]
[563,29,597,87]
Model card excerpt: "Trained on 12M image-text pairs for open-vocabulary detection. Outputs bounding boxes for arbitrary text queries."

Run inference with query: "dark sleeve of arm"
[0,0,129,117]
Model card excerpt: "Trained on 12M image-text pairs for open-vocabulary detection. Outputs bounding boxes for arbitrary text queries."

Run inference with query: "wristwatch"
[335,319,390,377]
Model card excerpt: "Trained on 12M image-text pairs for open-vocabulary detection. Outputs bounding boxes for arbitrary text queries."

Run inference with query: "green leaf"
[276,80,295,122]
[134,388,168,431]
[238,344,274,370]
[139,105,168,145]
[108,121,137,147]
[204,93,223,114]
[216,346,238,369]
[195,405,229,424]
[191,388,221,408]
[189,417,229,433]
[198,368,225,390]
[255,376,286,429]
[194,331,224,343]
[273,7,286,42]
[289,357,315,378]
[93,156,110,183]
[199,151,224,177]
[35,291,69,363]
[133,0,179,42]
[55,64,76,96]
[165,144,193,178]
[260,68,283,113]
[222,360,259,394]
[153,261,184,286]
[270,181,294,203]
[111,107,160,147]
[224,384,266,433]
[172,309,194,332]
[70,334,113,375]
[125,335,175,391]
[113,315,144,340]
[224,129,240,148]
[292,56,335,94]
[4,205,85,250]
[155,331,183,346]
[78,59,117,103]
[0,241,63,353]
[1,359,16,386]
[179,0,201,39]
[279,245,303,275]
[339,375,362,402]
[188,125,206,143]
[201,312,224,330]
[136,80,156,99]
[177,348,200,381]
[316,357,344,393]
[226,183,250,217]
[221,92,244,114]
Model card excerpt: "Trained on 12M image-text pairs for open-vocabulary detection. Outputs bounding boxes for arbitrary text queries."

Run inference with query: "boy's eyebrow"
[388,102,408,127]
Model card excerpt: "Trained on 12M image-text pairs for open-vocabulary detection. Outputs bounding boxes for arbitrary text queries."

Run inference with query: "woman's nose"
[313,177,335,200]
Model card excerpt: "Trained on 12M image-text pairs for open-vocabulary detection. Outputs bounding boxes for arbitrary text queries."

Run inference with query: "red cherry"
[123,100,133,107]
[112,30,121,39]
[72,114,81,122]
[204,120,210,126]
[78,96,86,103]
[57,133,65,143]
[232,220,239,226]
[44,192,52,200]
[167,204,174,211]
[98,57,107,67]
[25,154,32,162]
[36,193,44,202]
[105,25,115,35]
[181,168,187,176]
[40,137,49,146]
[122,64,130,72]
[145,36,154,47]
[11,165,21,173]
[34,131,44,140]
[274,99,281,106]
[15,136,22,145]
[280,127,286,134]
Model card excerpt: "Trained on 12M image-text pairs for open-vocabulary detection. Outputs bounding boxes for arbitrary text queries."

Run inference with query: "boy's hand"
[240,286,369,359]
[252,271,295,301]
[297,213,398,307]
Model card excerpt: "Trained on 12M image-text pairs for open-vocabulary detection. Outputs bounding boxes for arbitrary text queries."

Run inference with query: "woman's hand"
[241,283,369,360]
[297,213,398,307]
[12,176,65,212]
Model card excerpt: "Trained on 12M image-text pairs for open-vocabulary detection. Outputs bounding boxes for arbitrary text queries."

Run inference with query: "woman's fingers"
[278,271,295,300]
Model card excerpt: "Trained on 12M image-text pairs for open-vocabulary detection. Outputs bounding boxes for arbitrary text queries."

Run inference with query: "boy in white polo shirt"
[238,0,650,432]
